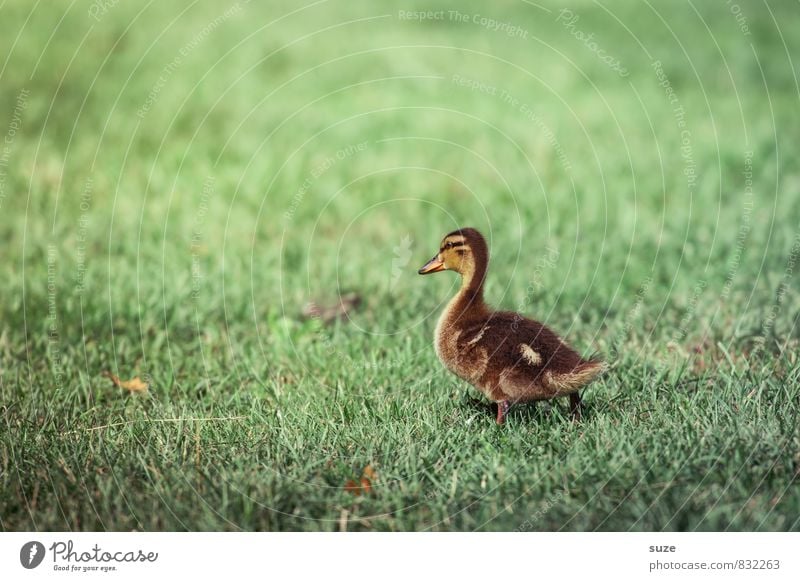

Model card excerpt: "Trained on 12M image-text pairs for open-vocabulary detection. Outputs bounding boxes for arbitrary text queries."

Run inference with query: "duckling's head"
[418,228,488,281]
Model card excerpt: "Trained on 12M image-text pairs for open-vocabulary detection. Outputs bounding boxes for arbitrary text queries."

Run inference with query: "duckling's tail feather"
[576,356,608,379]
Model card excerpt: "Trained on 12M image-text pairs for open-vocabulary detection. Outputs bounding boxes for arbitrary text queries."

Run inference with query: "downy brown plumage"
[418,228,605,424]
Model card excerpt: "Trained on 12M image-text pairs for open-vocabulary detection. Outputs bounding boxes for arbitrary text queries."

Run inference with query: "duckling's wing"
[455,320,497,352]
[504,312,607,393]
[489,312,587,374]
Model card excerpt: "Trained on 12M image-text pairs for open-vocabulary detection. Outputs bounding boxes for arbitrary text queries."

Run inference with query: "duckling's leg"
[569,392,583,421]
[496,400,510,425]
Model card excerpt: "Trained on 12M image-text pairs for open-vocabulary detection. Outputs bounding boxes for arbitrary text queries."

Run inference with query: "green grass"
[1,0,799,531]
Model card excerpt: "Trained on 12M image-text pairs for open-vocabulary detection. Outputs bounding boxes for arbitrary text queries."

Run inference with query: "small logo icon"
[390,234,413,293]
[20,541,45,569]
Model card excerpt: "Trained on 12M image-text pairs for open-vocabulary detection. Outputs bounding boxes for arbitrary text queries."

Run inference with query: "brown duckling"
[418,228,605,424]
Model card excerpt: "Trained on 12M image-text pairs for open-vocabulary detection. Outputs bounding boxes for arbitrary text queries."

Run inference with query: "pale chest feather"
[433,293,459,364]
[433,293,489,385]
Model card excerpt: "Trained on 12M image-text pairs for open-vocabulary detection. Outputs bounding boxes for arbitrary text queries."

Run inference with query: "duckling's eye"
[444,242,453,250]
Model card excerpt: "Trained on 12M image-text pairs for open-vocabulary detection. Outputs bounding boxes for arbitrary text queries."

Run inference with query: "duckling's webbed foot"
[569,392,583,421]
[496,400,511,425]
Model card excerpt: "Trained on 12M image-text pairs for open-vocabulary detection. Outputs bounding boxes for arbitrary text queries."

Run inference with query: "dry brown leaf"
[302,292,362,324]
[344,464,377,496]
[344,479,362,496]
[102,371,149,393]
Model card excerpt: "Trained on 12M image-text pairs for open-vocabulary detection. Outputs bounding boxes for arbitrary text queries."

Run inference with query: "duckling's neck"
[451,258,489,319]
[435,260,489,359]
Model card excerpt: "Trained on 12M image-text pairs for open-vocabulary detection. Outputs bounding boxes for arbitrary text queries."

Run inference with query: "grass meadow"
[1,0,799,531]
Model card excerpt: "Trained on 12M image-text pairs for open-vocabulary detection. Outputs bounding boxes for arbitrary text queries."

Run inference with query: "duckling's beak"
[418,254,446,275]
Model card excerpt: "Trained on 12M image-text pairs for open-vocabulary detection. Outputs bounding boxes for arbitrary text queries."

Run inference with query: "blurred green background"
[1,0,798,531]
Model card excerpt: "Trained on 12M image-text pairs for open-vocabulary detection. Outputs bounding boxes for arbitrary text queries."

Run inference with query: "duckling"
[418,228,605,424]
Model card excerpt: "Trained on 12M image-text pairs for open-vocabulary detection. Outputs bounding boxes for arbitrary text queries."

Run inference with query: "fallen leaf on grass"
[344,465,376,496]
[302,292,362,324]
[102,371,149,393]
[362,464,376,481]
